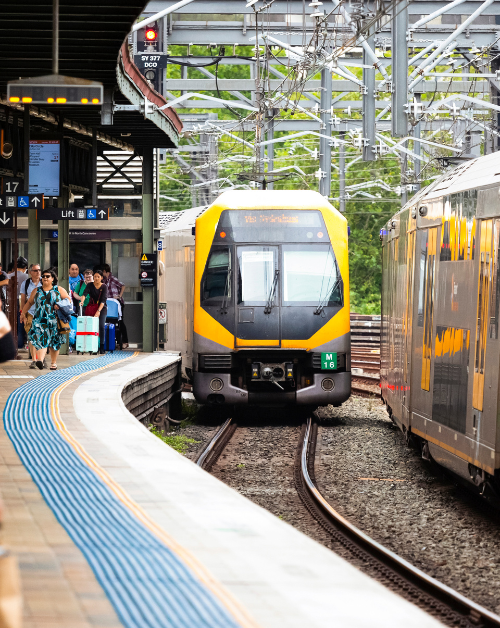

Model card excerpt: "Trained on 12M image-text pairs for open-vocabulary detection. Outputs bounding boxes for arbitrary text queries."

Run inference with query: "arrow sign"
[36,206,109,221]
[0,212,12,225]
[0,194,44,209]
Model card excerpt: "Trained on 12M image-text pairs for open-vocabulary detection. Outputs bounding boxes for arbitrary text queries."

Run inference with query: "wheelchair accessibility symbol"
[17,196,29,208]
[86,209,97,219]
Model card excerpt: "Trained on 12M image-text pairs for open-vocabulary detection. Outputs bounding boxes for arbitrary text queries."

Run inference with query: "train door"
[411,227,437,418]
[402,229,416,424]
[472,219,493,424]
[234,245,280,347]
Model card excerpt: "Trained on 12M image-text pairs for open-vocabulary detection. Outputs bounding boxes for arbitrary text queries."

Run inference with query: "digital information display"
[29,140,60,196]
[228,211,322,227]
[216,210,327,243]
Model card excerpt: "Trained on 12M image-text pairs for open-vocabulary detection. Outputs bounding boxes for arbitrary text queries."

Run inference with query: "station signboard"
[36,207,109,220]
[0,194,43,209]
[140,252,157,287]
[29,138,61,196]
[133,54,168,70]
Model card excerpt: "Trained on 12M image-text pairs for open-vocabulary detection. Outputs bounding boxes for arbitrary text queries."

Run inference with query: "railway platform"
[0,351,441,628]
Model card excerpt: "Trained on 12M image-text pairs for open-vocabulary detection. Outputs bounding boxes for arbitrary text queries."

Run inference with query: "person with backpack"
[68,264,84,302]
[19,263,42,368]
[72,268,92,312]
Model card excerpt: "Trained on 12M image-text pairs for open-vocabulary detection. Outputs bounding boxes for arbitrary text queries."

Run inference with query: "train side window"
[201,247,231,304]
[417,230,428,327]
[490,219,500,339]
[441,191,476,262]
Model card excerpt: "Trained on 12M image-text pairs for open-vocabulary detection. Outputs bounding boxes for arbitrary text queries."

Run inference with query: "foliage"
[160,46,449,314]
[150,426,198,455]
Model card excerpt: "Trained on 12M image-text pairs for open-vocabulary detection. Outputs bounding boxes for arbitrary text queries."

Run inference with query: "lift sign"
[321,352,337,370]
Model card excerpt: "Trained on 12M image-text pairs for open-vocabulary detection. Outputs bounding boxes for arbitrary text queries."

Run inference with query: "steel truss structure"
[136,0,500,209]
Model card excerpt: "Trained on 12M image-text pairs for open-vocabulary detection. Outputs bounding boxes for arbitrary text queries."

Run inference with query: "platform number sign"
[321,352,337,370]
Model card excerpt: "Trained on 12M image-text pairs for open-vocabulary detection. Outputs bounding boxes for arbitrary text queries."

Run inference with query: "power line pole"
[339,131,346,213]
[391,0,408,138]
[319,68,332,197]
[362,29,376,162]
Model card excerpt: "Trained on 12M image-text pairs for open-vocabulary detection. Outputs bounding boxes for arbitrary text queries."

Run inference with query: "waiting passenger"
[68,264,84,293]
[0,300,15,363]
[20,269,69,371]
[20,263,43,369]
[72,268,92,313]
[74,269,108,355]
[102,264,128,349]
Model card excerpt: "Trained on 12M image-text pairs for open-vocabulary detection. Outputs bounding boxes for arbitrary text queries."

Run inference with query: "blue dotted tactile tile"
[3,352,242,628]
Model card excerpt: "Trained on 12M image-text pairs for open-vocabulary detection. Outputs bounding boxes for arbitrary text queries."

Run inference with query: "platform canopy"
[0,0,182,151]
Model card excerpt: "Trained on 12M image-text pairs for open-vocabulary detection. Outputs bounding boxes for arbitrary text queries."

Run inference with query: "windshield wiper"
[264,269,279,314]
[220,268,232,314]
[314,276,341,316]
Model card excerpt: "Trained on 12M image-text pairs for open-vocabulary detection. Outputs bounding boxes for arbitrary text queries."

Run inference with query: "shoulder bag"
[85,287,102,318]
[54,287,70,335]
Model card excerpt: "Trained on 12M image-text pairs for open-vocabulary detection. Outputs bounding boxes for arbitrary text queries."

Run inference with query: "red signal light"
[145,29,158,41]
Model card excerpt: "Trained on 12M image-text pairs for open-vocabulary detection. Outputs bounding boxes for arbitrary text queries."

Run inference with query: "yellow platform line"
[49,354,259,628]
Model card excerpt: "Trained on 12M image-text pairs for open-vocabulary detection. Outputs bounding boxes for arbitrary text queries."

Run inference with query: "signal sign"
[137,21,160,52]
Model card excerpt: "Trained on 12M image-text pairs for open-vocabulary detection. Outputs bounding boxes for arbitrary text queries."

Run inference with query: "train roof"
[159,206,208,233]
[390,152,500,223]
[205,189,343,216]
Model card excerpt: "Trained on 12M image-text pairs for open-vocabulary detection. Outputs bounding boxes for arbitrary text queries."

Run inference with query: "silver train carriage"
[381,151,500,499]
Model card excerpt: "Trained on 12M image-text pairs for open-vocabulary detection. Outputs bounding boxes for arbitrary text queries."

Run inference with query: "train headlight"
[261,367,273,379]
[285,363,294,379]
[251,363,260,379]
[321,378,335,391]
[210,378,224,392]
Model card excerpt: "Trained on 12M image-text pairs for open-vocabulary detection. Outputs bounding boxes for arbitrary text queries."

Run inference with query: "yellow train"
[160,189,351,409]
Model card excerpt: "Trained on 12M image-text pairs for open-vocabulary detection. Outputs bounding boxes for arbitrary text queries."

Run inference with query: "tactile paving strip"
[3,352,243,628]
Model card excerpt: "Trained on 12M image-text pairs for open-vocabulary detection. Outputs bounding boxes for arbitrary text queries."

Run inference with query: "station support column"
[142,149,155,354]
[25,106,41,266]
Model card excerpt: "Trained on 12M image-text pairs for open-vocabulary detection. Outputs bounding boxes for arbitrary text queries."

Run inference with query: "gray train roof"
[393,152,500,221]
[159,206,208,233]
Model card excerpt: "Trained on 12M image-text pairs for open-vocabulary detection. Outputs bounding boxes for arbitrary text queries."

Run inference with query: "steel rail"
[196,418,233,469]
[300,418,500,627]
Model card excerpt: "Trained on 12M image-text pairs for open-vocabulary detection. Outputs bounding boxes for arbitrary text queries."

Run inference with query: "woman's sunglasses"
[42,274,52,279]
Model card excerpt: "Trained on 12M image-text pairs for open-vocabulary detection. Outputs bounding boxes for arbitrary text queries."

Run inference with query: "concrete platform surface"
[1,351,443,628]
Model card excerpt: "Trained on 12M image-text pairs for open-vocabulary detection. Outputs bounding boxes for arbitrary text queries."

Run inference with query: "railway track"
[196,416,500,627]
[351,313,381,397]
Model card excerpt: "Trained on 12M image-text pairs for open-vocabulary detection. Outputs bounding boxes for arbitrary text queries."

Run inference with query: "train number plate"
[321,352,337,370]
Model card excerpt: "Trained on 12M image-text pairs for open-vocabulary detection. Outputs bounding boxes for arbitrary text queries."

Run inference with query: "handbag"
[85,287,102,317]
[53,287,70,334]
[85,303,99,317]
[56,316,70,335]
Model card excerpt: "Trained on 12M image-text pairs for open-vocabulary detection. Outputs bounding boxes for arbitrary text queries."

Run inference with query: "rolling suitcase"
[106,299,122,348]
[104,323,116,353]
[76,316,99,354]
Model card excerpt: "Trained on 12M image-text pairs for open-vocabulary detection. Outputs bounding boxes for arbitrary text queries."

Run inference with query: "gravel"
[209,420,336,543]
[171,395,500,615]
[316,396,500,615]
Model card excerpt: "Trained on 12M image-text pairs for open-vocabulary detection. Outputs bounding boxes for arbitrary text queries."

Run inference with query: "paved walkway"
[0,352,125,628]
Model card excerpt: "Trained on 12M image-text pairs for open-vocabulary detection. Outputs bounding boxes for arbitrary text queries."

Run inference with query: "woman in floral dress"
[20,269,70,370]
